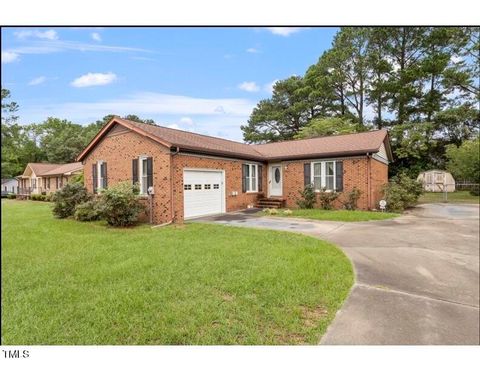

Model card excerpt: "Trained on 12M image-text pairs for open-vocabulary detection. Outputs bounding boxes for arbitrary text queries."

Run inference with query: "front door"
[269,164,282,197]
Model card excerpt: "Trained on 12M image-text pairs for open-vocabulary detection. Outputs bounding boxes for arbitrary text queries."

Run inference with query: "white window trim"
[245,163,258,193]
[138,156,148,195]
[97,161,104,190]
[311,161,336,192]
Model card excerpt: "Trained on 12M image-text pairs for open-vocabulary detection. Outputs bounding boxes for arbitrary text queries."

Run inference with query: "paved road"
[195,203,480,345]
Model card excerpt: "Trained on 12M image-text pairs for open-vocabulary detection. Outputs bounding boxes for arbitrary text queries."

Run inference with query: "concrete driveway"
[195,203,480,345]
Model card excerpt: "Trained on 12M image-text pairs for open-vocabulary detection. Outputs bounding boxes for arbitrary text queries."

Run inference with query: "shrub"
[31,194,46,201]
[74,200,101,222]
[470,189,480,196]
[70,172,84,185]
[297,184,316,209]
[7,193,16,199]
[341,187,362,210]
[97,182,144,227]
[52,183,91,218]
[382,173,423,212]
[283,209,293,215]
[317,188,339,210]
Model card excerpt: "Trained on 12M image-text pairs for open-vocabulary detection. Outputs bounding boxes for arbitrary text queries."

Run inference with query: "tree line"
[1,88,154,179]
[241,27,479,177]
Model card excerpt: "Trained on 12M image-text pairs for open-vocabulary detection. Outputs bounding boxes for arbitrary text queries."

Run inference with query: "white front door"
[269,164,282,197]
[183,170,225,219]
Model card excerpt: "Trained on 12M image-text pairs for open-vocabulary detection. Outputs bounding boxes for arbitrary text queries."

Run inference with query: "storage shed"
[417,170,455,192]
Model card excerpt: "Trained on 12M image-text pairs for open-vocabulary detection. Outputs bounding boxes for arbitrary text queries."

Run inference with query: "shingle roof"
[77,117,391,162]
[26,162,83,176]
[253,130,389,160]
[40,162,83,176]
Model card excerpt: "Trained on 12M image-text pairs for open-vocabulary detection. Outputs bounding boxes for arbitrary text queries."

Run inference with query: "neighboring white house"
[1,178,18,194]
[417,170,456,192]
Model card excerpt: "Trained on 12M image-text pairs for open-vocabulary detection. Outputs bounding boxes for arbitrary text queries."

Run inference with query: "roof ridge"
[253,129,387,147]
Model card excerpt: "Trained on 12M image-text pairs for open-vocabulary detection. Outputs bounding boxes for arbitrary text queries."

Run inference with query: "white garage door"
[183,170,225,219]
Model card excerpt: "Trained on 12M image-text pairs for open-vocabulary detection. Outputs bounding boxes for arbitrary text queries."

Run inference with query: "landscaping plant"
[341,187,362,210]
[317,188,339,210]
[382,173,423,212]
[51,183,91,218]
[296,184,316,209]
[97,182,144,227]
[74,200,102,222]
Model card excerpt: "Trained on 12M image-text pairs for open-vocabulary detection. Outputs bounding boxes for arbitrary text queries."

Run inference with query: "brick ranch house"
[77,117,392,224]
[16,162,83,197]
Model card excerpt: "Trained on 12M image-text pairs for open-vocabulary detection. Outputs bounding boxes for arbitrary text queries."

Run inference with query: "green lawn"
[1,200,353,345]
[260,208,399,222]
[418,191,480,204]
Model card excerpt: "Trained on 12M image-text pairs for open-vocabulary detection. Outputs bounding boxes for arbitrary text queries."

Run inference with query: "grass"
[418,191,479,204]
[259,208,399,222]
[1,200,353,345]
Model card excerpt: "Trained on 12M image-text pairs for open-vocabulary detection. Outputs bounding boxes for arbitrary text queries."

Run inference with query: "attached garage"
[183,169,225,219]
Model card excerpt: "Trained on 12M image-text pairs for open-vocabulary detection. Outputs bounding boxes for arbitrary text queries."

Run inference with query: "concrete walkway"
[195,204,480,345]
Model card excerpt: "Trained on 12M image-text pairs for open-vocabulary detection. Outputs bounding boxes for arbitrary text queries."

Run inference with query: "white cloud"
[179,117,194,126]
[71,72,117,88]
[14,29,59,40]
[1,51,20,63]
[91,32,102,42]
[264,79,279,94]
[28,76,47,86]
[238,81,260,92]
[265,27,305,37]
[246,47,259,53]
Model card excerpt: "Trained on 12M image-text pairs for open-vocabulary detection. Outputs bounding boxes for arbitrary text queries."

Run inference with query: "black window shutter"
[102,162,108,188]
[335,161,344,192]
[146,157,153,188]
[242,164,247,193]
[304,163,311,187]
[92,163,98,193]
[132,158,138,185]
[258,165,263,192]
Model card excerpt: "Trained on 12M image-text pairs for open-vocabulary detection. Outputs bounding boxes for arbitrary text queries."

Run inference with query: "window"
[325,161,335,190]
[97,161,104,190]
[32,178,37,189]
[311,161,336,191]
[245,164,258,192]
[204,184,211,190]
[213,184,219,189]
[184,184,192,191]
[195,184,202,190]
[137,157,152,195]
[313,163,322,190]
[141,158,148,194]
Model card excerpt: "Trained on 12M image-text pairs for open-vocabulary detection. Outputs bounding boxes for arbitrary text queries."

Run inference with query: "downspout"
[366,153,372,210]
[170,146,180,223]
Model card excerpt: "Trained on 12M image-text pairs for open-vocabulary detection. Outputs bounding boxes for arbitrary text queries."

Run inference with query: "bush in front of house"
[52,183,91,218]
[97,182,144,227]
[317,188,339,210]
[74,200,102,222]
[469,188,480,196]
[31,194,47,201]
[297,184,316,209]
[7,193,16,199]
[382,173,423,212]
[341,187,362,210]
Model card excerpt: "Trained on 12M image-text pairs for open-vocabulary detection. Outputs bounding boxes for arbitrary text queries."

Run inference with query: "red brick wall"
[370,157,389,209]
[172,154,267,222]
[83,127,172,224]
[282,157,388,210]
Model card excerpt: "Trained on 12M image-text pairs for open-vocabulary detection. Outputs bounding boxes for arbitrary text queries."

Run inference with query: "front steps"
[256,198,285,209]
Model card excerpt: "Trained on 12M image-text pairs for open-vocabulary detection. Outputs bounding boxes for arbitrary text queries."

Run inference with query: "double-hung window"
[244,164,258,192]
[97,161,104,190]
[139,157,148,195]
[311,161,336,191]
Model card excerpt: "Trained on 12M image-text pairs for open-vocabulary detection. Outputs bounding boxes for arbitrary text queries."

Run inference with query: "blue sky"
[1,27,338,141]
